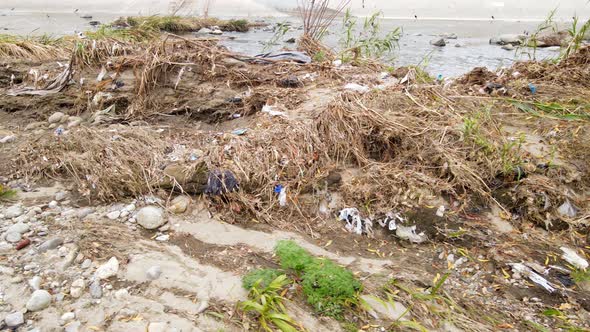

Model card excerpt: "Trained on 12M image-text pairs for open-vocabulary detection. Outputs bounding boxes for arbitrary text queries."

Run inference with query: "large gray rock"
[26,290,52,311]
[38,238,64,253]
[4,311,24,327]
[431,38,446,47]
[5,232,22,243]
[4,205,24,219]
[136,206,166,230]
[8,222,30,234]
[490,34,526,46]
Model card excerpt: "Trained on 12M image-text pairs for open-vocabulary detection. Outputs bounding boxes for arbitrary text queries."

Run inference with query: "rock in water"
[48,112,65,124]
[26,290,52,311]
[89,280,102,299]
[136,206,166,230]
[146,266,162,280]
[169,196,190,214]
[4,205,24,218]
[197,27,212,34]
[95,257,119,279]
[431,38,446,47]
[4,311,24,327]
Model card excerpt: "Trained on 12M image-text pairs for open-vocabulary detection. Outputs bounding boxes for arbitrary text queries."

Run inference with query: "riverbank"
[1,24,589,331]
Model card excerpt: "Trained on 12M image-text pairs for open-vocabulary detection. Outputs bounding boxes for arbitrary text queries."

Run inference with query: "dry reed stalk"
[297,0,351,41]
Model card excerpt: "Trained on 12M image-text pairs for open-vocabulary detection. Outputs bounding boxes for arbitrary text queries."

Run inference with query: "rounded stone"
[169,195,190,214]
[136,206,166,230]
[4,311,24,327]
[146,266,162,280]
[48,112,65,124]
[26,290,52,311]
[5,232,22,243]
[4,205,24,219]
[8,222,30,234]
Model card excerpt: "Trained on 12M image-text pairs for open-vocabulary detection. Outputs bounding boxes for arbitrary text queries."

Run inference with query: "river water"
[0,10,562,77]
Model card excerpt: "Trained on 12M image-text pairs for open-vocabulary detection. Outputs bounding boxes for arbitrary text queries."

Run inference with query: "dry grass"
[0,34,69,60]
[17,126,167,202]
[297,0,351,41]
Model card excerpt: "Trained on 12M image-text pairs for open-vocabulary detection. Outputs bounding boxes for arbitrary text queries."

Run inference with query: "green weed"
[339,9,400,63]
[462,111,494,153]
[301,259,361,318]
[240,274,301,332]
[274,240,362,319]
[561,16,590,60]
[263,23,290,52]
[541,308,587,331]
[243,268,283,290]
[510,100,590,121]
[571,269,590,283]
[517,8,557,60]
[275,240,315,273]
[0,184,16,201]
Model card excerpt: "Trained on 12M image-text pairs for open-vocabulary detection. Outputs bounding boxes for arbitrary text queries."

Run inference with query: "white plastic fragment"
[338,208,364,235]
[510,263,555,293]
[332,59,342,67]
[560,247,589,270]
[344,83,370,93]
[261,104,285,117]
[97,66,107,82]
[436,206,445,217]
[278,187,287,207]
[396,225,426,244]
[557,200,578,218]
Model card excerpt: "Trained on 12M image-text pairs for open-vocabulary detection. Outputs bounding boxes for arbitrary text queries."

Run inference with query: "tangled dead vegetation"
[16,126,168,202]
[2,33,589,233]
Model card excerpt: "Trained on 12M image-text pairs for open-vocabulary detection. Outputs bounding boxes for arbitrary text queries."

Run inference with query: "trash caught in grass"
[344,83,370,93]
[261,104,286,117]
[510,263,556,293]
[338,208,426,243]
[205,170,239,196]
[561,247,589,270]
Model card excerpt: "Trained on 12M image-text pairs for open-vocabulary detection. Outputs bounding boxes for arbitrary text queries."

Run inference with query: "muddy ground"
[0,32,589,332]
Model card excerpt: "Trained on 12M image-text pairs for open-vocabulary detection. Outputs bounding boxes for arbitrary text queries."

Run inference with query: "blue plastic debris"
[54,126,64,136]
[528,83,537,95]
[274,184,284,194]
[437,74,443,81]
